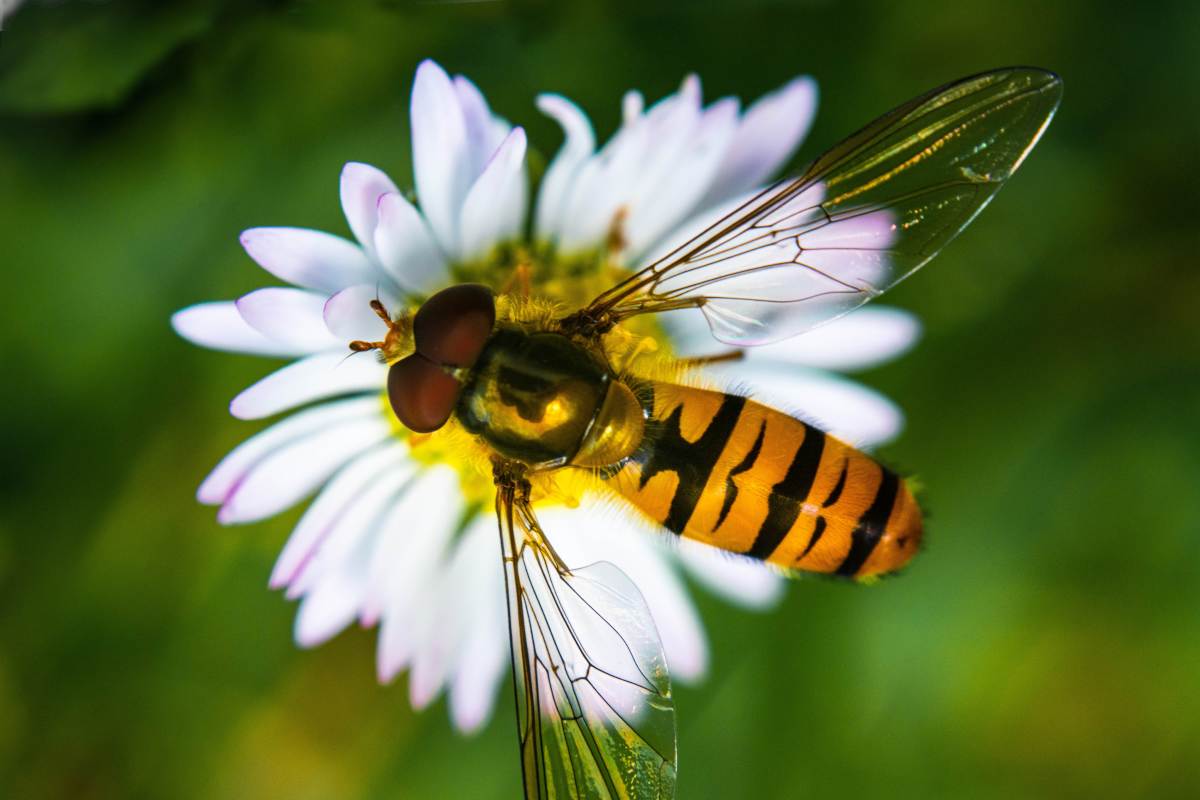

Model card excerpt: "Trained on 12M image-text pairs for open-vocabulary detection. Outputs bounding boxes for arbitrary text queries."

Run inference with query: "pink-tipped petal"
[701,76,817,206]
[217,415,392,525]
[458,127,528,260]
[373,192,449,294]
[197,397,380,506]
[236,287,341,352]
[411,59,471,257]
[172,302,309,358]
[676,538,786,610]
[340,162,401,256]
[240,227,379,294]
[323,283,402,342]
[230,351,386,420]
[799,207,896,251]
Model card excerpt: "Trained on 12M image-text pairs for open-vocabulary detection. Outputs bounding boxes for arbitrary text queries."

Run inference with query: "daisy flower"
[172,59,920,733]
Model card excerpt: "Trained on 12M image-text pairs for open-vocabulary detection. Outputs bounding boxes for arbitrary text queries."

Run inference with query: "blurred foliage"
[0,0,220,114]
[1,0,1198,798]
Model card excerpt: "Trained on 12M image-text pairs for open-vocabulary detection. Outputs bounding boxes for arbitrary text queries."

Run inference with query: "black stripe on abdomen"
[744,423,826,560]
[713,417,766,532]
[823,459,848,507]
[637,393,746,534]
[836,467,899,576]
[796,516,826,562]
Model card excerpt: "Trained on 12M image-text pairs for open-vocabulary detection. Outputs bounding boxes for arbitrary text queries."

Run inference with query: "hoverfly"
[356,67,1062,799]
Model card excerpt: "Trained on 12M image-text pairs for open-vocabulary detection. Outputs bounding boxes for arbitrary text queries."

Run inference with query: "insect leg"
[675,350,746,368]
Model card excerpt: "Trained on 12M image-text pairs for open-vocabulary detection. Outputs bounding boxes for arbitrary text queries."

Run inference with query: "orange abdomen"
[603,382,922,579]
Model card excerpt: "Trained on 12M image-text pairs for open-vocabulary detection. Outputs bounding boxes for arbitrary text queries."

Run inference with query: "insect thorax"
[455,324,645,470]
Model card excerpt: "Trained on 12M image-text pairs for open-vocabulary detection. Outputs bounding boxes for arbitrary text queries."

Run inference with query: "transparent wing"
[584,67,1063,345]
[496,482,677,800]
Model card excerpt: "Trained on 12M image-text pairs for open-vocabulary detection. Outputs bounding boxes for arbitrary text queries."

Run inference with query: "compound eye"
[387,353,461,433]
[413,283,496,367]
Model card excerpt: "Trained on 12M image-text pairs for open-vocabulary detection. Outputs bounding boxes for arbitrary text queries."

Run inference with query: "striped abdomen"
[603,382,922,579]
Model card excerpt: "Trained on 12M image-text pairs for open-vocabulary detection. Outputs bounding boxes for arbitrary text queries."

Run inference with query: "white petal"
[447,520,507,732]
[557,75,733,256]
[799,206,896,250]
[230,351,387,420]
[622,89,644,124]
[499,148,529,251]
[340,162,400,256]
[557,102,655,252]
[373,467,464,683]
[0,1,26,25]
[638,543,710,683]
[745,307,921,372]
[197,397,381,506]
[240,227,379,294]
[709,363,904,448]
[458,127,528,261]
[411,59,471,257]
[409,513,494,711]
[553,154,615,252]
[288,455,415,601]
[608,78,705,252]
[676,538,785,610]
[534,94,596,240]
[671,305,920,373]
[363,466,463,625]
[408,640,446,708]
[293,573,363,649]
[270,442,410,589]
[373,192,449,294]
[454,74,509,176]
[635,185,759,272]
[701,76,817,206]
[172,302,308,358]
[323,283,403,342]
[292,460,414,647]
[236,288,341,352]
[449,621,507,733]
[659,307,717,354]
[217,415,392,524]
[540,504,709,683]
[625,97,739,258]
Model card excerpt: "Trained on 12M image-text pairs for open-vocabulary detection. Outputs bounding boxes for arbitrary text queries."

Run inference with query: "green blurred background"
[2,0,1198,797]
